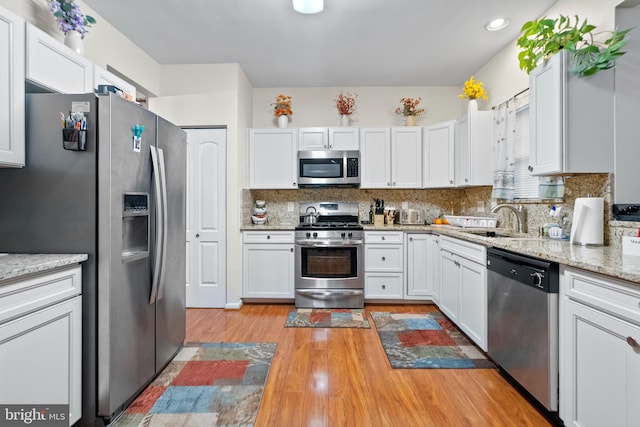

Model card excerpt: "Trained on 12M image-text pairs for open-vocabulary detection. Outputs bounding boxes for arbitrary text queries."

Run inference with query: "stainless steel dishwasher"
[487,247,560,412]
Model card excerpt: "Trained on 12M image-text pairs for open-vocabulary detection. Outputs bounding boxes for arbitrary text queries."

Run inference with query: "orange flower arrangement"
[335,91,358,115]
[272,94,292,117]
[395,97,424,117]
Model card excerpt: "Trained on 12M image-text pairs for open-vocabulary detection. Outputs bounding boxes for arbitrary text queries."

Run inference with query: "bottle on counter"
[369,205,374,223]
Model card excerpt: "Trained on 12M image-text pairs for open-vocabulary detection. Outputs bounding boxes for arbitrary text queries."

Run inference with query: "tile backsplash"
[243,173,638,246]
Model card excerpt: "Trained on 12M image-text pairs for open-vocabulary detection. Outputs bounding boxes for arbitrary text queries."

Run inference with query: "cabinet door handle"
[293,182,297,187]
[381,256,386,261]
[392,181,396,186]
[409,237,413,242]
[449,180,454,185]
[290,248,294,253]
[267,235,271,240]
[627,337,638,348]
[381,284,386,290]
[195,233,200,238]
[464,178,469,183]
[381,236,386,241]
[528,165,533,172]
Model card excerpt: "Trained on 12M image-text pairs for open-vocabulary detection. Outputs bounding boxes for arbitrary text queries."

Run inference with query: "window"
[513,104,539,199]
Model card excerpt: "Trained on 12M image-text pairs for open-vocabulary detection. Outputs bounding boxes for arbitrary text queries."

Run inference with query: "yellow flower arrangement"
[458,76,488,101]
[272,94,292,117]
[395,97,424,117]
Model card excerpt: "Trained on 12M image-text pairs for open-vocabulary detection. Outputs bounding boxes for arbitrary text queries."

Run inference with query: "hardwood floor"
[186,304,553,427]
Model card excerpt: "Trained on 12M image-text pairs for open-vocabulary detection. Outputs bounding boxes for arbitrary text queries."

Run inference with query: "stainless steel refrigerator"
[0,93,186,425]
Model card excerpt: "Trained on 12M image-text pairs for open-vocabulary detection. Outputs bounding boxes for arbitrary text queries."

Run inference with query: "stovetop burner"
[296,221,363,230]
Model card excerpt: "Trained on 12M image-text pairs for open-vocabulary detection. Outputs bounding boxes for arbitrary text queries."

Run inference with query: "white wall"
[475,0,624,106]
[148,63,250,308]
[252,86,466,128]
[0,0,161,95]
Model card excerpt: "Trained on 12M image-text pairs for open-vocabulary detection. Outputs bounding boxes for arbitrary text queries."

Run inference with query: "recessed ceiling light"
[293,0,324,14]
[486,18,509,31]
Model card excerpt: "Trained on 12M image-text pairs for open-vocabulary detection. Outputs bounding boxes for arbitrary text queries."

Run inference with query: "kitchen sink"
[458,229,526,239]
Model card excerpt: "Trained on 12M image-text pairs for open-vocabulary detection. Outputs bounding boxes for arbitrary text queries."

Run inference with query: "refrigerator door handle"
[149,145,163,304]
[157,147,169,300]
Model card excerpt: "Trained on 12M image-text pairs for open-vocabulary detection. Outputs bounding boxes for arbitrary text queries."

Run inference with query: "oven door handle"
[295,241,363,247]
[296,289,364,297]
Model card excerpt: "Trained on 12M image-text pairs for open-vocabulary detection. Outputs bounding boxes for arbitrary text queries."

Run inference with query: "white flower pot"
[277,115,289,128]
[64,31,84,55]
[468,99,478,112]
[340,114,350,127]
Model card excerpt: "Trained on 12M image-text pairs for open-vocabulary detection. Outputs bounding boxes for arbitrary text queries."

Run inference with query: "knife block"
[374,214,384,226]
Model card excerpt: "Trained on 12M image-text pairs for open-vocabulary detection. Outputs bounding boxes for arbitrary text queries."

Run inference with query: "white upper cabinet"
[0,5,25,167]
[529,50,615,175]
[391,127,422,188]
[360,127,422,188]
[249,128,298,189]
[454,111,493,187]
[299,127,359,150]
[26,23,93,94]
[360,127,391,188]
[94,65,136,101]
[423,121,455,188]
[298,127,328,150]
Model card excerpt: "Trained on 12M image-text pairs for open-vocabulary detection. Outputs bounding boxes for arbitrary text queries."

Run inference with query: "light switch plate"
[401,201,409,209]
[477,201,485,213]
[287,202,294,211]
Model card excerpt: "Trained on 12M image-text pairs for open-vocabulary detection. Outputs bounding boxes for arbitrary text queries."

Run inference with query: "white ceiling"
[83,0,557,88]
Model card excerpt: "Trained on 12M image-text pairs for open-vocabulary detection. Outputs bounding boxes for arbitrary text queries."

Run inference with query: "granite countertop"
[241,222,640,285]
[0,254,88,283]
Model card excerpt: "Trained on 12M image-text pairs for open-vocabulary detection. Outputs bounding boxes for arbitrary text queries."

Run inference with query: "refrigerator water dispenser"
[122,193,150,261]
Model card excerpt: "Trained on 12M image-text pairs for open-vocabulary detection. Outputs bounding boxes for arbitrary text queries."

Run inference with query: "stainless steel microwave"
[298,150,360,187]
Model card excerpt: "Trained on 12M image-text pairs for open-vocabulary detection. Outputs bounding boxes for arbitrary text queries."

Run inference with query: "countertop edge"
[0,254,88,283]
[241,223,640,285]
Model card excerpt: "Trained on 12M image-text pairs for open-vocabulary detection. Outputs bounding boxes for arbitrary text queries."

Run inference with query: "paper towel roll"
[570,197,604,246]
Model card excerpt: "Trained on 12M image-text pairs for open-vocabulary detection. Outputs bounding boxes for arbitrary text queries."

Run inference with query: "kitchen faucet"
[491,204,527,233]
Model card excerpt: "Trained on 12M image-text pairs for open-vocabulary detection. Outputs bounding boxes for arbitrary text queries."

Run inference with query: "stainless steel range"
[295,202,364,308]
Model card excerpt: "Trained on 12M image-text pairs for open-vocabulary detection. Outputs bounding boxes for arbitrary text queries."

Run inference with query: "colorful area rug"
[370,312,495,369]
[111,342,276,427]
[284,308,370,328]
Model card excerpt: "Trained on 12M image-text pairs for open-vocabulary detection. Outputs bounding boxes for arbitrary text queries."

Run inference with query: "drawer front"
[365,245,403,271]
[365,273,403,298]
[563,266,640,325]
[365,231,404,244]
[243,231,294,244]
[440,235,486,264]
[0,265,82,324]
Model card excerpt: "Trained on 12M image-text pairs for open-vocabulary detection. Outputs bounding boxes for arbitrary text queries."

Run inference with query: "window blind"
[513,105,539,199]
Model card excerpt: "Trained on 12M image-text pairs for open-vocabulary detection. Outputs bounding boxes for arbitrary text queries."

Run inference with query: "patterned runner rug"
[284,308,370,328]
[111,342,276,427]
[370,311,495,369]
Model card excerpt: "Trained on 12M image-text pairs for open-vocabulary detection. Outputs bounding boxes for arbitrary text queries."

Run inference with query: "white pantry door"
[185,128,226,307]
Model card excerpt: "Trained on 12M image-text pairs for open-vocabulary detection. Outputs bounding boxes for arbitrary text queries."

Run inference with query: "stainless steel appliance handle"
[296,289,364,298]
[295,241,363,247]
[157,147,169,300]
[149,146,163,304]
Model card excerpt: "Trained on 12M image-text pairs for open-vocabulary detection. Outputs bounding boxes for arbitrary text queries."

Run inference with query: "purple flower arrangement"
[49,0,96,38]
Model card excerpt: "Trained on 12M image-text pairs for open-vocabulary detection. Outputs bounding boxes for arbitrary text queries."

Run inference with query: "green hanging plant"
[516,15,632,76]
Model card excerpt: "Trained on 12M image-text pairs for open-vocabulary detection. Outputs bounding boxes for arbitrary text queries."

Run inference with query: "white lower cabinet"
[365,231,403,299]
[0,265,82,426]
[560,266,640,427]
[438,236,487,351]
[242,231,295,298]
[405,233,431,299]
